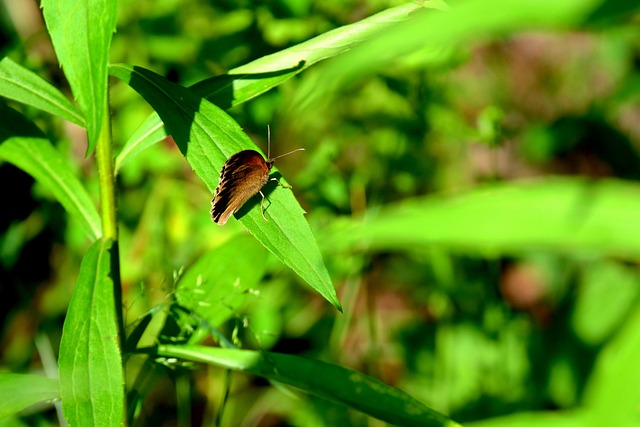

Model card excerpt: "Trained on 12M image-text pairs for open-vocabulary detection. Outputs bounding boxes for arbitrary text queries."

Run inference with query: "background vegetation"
[1,0,640,426]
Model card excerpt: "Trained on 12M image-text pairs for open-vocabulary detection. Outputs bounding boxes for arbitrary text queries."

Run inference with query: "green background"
[1,0,639,425]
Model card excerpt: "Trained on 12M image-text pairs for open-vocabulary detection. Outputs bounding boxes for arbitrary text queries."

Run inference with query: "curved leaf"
[110,64,341,311]
[0,57,84,126]
[0,103,100,241]
[157,344,458,427]
[466,411,587,427]
[59,239,124,426]
[331,178,640,259]
[114,2,427,171]
[41,0,117,154]
[0,374,59,419]
[293,0,604,108]
[583,301,640,425]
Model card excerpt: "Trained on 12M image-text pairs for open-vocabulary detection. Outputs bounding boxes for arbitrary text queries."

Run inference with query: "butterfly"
[210,128,304,225]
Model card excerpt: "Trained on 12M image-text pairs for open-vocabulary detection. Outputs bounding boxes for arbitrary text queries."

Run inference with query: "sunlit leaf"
[293,0,605,109]
[332,178,640,259]
[0,57,84,126]
[466,410,587,427]
[110,64,341,311]
[41,0,117,154]
[114,2,427,171]
[583,301,640,425]
[59,239,124,426]
[0,374,59,419]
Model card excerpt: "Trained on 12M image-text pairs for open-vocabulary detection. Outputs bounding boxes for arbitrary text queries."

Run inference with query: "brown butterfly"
[210,128,304,225]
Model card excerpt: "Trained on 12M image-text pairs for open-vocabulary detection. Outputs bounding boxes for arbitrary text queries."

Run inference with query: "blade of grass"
[328,178,640,259]
[156,345,459,427]
[292,0,604,110]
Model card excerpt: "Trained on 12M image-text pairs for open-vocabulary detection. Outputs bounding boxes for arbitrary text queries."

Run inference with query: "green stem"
[97,103,118,240]
[96,94,125,345]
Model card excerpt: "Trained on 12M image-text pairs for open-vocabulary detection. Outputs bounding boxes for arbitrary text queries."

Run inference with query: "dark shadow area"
[127,63,305,161]
[0,103,62,358]
[190,60,306,110]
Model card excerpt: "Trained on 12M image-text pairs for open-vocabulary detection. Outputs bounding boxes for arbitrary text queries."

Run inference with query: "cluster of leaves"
[1,0,640,426]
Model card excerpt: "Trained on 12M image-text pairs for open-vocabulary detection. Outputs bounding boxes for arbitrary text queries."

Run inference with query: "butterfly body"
[211,150,274,225]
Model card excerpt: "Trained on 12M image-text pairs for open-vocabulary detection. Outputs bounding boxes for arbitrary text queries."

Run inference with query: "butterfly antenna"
[267,124,271,159]
[269,148,305,161]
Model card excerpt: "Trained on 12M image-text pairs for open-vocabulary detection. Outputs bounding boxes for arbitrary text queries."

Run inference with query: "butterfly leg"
[270,177,292,189]
[259,190,268,222]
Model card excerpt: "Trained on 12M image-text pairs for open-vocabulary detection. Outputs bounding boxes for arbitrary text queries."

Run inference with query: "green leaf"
[157,345,458,427]
[0,103,101,241]
[331,178,640,259]
[571,262,640,345]
[59,239,124,426]
[583,301,640,426]
[110,64,341,311]
[113,2,426,171]
[176,234,268,328]
[466,410,587,427]
[41,0,117,154]
[0,57,84,126]
[113,110,168,173]
[293,0,604,108]
[0,373,59,419]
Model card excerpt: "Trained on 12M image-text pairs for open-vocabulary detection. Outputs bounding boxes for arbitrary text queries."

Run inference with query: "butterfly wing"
[211,150,270,225]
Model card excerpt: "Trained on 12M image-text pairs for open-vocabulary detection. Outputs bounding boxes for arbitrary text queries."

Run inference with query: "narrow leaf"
[157,345,458,427]
[294,0,604,107]
[466,410,587,427]
[41,0,117,154]
[114,110,168,173]
[59,239,124,426]
[176,235,268,328]
[114,2,426,170]
[0,103,101,241]
[582,301,640,425]
[110,64,341,311]
[0,374,59,419]
[333,178,640,259]
[0,57,84,126]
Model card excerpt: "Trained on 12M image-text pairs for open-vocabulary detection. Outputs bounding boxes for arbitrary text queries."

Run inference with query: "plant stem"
[96,93,125,345]
[97,101,118,241]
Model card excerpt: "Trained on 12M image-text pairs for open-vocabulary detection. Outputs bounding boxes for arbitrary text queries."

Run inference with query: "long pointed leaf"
[0,374,59,419]
[59,239,123,426]
[331,178,640,259]
[157,345,458,427]
[114,2,427,171]
[110,64,341,311]
[0,103,100,241]
[293,0,604,108]
[41,0,117,154]
[0,57,84,126]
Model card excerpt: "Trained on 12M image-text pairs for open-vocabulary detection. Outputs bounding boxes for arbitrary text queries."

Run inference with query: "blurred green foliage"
[1,0,640,425]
